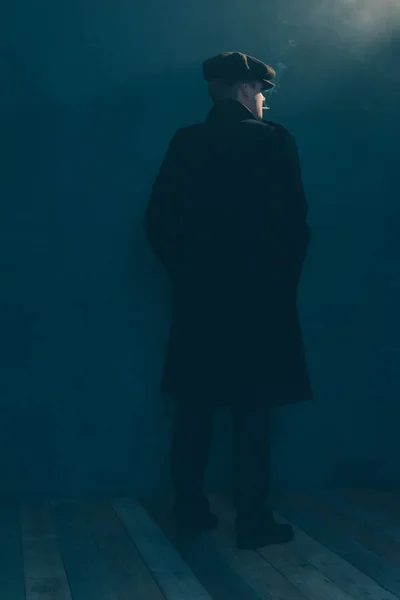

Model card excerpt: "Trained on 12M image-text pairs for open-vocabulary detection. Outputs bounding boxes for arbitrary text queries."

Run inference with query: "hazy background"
[1,0,399,499]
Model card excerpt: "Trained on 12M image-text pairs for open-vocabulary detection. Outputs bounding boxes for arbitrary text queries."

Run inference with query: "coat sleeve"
[144,130,186,278]
[272,129,311,285]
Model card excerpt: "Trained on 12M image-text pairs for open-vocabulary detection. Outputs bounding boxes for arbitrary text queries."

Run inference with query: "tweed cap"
[203,51,276,90]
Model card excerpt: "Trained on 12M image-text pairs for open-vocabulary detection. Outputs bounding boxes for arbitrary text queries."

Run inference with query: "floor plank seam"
[109,499,169,600]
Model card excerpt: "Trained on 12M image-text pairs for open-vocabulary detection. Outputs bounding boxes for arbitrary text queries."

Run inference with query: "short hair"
[207,79,257,103]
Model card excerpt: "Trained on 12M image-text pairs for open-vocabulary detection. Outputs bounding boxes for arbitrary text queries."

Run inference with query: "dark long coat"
[145,99,312,407]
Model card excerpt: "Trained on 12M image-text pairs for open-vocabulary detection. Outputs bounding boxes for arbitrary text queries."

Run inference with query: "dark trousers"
[170,398,271,516]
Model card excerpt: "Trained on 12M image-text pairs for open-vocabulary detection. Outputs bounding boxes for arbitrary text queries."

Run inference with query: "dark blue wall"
[1,0,399,499]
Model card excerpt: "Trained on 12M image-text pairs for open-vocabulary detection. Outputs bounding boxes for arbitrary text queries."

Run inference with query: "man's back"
[148,99,306,295]
[178,117,277,300]
[145,98,311,402]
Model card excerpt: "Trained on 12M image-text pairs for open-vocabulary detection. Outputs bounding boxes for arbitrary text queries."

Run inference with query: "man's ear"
[240,82,250,98]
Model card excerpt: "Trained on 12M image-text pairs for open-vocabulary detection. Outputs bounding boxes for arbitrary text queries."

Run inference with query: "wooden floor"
[2,489,400,599]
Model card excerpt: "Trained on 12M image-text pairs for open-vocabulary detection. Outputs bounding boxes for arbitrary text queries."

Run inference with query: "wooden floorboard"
[214,494,357,600]
[52,501,118,600]
[114,497,212,600]
[83,500,166,600]
[335,490,400,542]
[143,494,264,600]
[0,504,26,600]
[2,490,400,600]
[275,492,400,598]
[21,503,72,600]
[208,494,310,600]
[317,491,400,566]
[272,509,398,600]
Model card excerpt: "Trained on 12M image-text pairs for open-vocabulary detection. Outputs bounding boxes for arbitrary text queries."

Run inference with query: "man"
[144,51,312,550]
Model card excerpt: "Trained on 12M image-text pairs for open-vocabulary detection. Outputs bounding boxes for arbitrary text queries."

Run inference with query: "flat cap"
[203,51,276,90]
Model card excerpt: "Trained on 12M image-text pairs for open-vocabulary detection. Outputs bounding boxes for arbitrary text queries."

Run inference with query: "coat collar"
[205,99,259,127]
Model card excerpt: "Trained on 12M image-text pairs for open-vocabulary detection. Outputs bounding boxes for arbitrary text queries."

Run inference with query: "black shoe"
[236,511,294,550]
[172,503,219,540]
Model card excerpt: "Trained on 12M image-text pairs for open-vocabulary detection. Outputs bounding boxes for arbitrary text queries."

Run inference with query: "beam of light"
[316,0,400,38]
